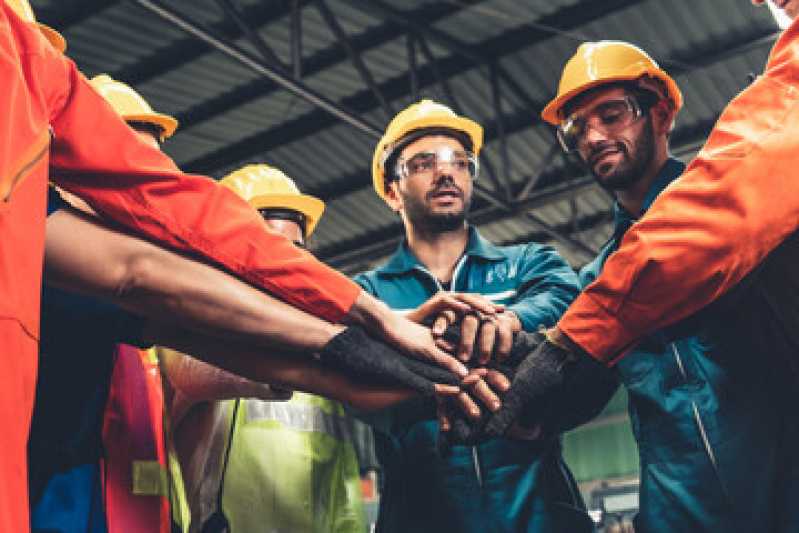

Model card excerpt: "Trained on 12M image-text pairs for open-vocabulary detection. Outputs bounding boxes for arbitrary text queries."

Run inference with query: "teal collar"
[376,226,505,276]
[612,157,685,234]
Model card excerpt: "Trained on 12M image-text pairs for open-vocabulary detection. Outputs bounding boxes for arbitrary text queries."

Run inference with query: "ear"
[384,181,403,213]
[650,99,676,136]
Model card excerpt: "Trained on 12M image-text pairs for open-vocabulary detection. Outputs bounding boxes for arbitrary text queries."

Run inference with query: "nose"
[577,123,611,155]
[583,122,609,145]
[433,168,456,184]
[432,159,459,181]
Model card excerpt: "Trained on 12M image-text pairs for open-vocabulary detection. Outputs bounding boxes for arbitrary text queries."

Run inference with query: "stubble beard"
[589,118,656,192]
[403,190,471,234]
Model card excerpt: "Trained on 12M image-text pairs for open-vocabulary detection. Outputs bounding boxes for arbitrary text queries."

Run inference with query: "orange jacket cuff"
[557,293,634,366]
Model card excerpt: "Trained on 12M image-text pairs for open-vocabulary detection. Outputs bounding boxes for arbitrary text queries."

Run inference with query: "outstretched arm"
[34,42,458,372]
[45,207,342,354]
[45,208,457,411]
[558,19,799,364]
[150,327,420,414]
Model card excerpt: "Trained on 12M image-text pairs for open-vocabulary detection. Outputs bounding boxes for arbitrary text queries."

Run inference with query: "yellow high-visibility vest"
[217,393,366,533]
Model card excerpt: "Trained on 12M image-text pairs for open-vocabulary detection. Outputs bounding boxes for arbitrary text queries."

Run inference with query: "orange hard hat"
[541,40,682,125]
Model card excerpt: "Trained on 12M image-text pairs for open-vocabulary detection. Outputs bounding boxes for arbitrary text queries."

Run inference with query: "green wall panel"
[562,388,640,482]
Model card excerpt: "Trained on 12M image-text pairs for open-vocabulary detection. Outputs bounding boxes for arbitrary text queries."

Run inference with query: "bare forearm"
[346,290,397,336]
[157,342,289,404]
[150,325,415,412]
[44,208,342,353]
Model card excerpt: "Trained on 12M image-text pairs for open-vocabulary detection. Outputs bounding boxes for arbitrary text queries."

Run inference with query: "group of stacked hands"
[320,305,616,447]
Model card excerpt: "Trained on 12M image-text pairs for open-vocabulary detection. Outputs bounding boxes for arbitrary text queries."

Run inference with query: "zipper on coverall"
[670,342,731,504]
[2,130,50,202]
[415,257,485,487]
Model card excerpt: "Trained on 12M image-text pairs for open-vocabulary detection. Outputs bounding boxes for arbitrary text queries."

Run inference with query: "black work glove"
[529,355,619,435]
[437,327,543,448]
[319,326,460,394]
[482,334,607,439]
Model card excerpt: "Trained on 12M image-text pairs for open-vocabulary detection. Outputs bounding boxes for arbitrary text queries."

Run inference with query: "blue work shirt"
[29,189,146,533]
[354,227,595,533]
[580,158,791,532]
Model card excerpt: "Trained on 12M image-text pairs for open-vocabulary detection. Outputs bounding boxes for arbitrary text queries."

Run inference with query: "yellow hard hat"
[541,40,682,125]
[6,0,67,52]
[220,164,325,237]
[371,99,483,202]
[89,74,178,140]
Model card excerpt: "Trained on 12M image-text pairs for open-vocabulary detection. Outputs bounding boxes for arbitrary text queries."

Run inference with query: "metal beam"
[519,141,560,201]
[181,0,651,174]
[315,0,393,118]
[174,2,470,132]
[472,182,596,260]
[175,0,632,142]
[345,0,483,63]
[117,0,309,85]
[131,0,382,140]
[184,21,774,180]
[407,33,419,101]
[215,0,290,73]
[416,35,459,110]
[343,0,640,111]
[477,155,509,202]
[489,62,514,202]
[35,0,120,29]
[291,0,303,79]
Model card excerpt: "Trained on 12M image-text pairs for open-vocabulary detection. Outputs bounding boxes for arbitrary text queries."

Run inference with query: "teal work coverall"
[355,228,597,533]
[581,158,797,533]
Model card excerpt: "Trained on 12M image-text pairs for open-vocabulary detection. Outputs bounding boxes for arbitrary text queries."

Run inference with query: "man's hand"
[341,381,461,413]
[381,309,470,377]
[436,326,606,445]
[453,368,510,420]
[407,291,503,333]
[435,310,521,364]
[413,292,521,364]
[348,292,469,377]
[436,367,510,448]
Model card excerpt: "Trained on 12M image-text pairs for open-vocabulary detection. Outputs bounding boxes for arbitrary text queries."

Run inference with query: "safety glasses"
[394,147,479,181]
[557,95,645,153]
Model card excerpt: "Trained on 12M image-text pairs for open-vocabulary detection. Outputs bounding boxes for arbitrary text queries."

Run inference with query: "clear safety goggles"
[394,147,479,181]
[556,95,646,153]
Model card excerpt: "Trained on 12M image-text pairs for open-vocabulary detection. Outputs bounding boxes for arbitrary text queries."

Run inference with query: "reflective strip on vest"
[245,401,353,442]
[132,460,168,497]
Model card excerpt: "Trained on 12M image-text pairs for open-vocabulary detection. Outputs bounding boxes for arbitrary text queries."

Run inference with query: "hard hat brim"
[249,193,326,237]
[541,71,682,125]
[38,23,66,53]
[371,115,483,201]
[124,113,179,140]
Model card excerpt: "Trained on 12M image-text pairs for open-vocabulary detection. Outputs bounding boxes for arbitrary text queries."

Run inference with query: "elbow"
[115,252,161,301]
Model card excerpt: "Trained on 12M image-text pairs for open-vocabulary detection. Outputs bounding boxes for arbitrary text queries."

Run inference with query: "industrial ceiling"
[33,0,781,272]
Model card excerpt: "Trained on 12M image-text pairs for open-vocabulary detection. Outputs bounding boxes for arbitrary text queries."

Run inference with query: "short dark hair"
[384,127,473,191]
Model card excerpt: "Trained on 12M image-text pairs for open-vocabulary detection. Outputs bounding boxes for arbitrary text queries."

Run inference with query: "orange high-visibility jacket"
[559,17,799,364]
[0,5,358,531]
[102,345,172,533]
